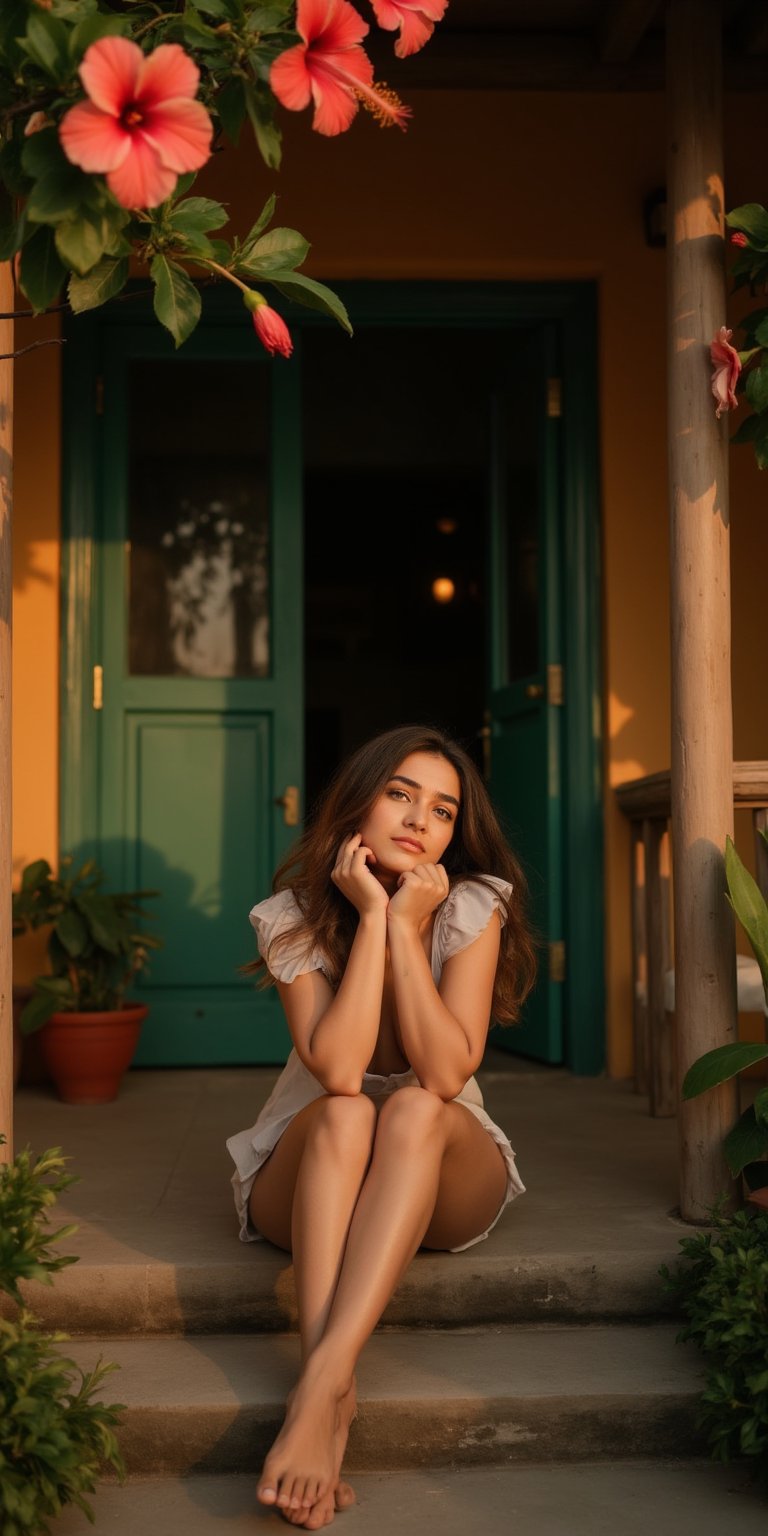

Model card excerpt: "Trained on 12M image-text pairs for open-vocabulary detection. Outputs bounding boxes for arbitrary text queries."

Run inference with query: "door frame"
[61,279,604,1074]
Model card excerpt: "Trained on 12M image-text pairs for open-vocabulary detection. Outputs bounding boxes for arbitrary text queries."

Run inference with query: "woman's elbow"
[417,1074,467,1102]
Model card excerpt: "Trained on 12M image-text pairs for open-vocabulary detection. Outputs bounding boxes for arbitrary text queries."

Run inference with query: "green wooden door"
[488,324,564,1064]
[97,324,302,1064]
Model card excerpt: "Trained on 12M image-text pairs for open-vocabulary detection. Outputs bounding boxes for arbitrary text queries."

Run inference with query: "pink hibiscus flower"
[710,326,741,418]
[59,37,213,210]
[369,0,448,58]
[270,0,410,136]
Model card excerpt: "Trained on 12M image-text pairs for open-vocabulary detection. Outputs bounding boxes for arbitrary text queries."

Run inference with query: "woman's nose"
[405,805,427,831]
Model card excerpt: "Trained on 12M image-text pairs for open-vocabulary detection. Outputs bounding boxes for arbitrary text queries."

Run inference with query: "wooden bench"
[615,763,768,1118]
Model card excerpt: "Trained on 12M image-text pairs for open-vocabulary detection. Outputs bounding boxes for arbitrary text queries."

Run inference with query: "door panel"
[97,326,301,1064]
[488,325,564,1063]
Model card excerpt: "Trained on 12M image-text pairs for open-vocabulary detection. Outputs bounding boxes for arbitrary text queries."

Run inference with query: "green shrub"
[661,1204,768,1482]
[0,1137,124,1534]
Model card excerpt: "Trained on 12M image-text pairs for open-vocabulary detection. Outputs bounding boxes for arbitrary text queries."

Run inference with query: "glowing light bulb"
[432,577,455,604]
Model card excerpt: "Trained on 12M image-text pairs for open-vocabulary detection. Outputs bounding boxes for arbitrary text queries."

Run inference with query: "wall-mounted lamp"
[643,186,667,248]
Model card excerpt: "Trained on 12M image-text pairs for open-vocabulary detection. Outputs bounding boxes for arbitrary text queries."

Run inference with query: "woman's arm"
[387,868,501,1100]
[276,909,387,1095]
[275,834,389,1095]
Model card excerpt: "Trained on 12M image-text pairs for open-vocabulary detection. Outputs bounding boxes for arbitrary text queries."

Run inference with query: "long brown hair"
[246,724,538,1023]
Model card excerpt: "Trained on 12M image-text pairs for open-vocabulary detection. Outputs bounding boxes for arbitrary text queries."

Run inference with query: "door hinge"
[546,378,562,418]
[547,662,564,706]
[92,664,103,711]
[95,375,104,415]
[275,785,300,826]
[549,940,566,983]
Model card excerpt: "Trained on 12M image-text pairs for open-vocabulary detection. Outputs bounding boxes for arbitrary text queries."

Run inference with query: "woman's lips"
[392,837,425,853]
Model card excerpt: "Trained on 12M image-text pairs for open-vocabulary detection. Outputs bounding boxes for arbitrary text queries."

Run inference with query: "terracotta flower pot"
[39,1003,148,1105]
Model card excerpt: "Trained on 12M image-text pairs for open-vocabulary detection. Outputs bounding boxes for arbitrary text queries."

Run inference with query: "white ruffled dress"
[226,876,526,1253]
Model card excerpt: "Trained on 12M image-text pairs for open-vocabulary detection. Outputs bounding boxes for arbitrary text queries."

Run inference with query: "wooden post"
[667,0,738,1220]
[0,261,12,1165]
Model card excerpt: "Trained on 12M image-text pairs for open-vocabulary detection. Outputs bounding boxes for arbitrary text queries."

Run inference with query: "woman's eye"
[435,807,453,821]
[387,788,408,801]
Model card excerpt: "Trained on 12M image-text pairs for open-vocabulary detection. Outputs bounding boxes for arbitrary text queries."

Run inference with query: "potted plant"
[12,856,161,1105]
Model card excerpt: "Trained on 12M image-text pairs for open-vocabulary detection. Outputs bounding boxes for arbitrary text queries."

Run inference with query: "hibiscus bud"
[242,289,293,359]
[730,231,748,248]
[24,110,50,136]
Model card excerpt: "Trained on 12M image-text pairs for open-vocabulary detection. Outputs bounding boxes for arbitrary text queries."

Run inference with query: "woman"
[226,724,536,1529]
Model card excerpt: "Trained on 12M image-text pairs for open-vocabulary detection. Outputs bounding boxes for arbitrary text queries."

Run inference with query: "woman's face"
[358,751,461,876]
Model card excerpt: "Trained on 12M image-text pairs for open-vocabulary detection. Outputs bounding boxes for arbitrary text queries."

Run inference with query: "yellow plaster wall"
[12,88,768,1068]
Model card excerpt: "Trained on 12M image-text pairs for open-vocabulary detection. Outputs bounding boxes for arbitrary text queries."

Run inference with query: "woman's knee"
[375,1085,447,1149]
[307,1091,378,1157]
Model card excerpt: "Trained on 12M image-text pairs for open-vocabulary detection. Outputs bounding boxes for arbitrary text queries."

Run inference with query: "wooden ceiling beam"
[597,0,661,63]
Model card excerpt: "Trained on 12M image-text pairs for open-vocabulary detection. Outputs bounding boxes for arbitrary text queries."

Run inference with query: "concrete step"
[52,1464,768,1536]
[14,1245,681,1335]
[65,1325,707,1474]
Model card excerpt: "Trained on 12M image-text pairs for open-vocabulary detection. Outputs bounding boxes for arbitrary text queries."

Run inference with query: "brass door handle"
[525,683,545,700]
[275,786,300,826]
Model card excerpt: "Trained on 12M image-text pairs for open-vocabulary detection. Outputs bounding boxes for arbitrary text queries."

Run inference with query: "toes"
[257,1481,279,1507]
[304,1499,335,1531]
[335,1481,356,1510]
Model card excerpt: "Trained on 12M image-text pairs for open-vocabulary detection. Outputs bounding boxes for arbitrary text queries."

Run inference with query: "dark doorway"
[302,325,507,815]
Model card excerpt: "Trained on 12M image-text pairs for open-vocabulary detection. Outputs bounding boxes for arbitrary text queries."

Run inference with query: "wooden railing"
[615,763,768,1118]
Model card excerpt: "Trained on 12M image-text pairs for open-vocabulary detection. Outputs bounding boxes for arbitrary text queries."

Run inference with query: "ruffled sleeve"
[249,889,327,984]
[431,875,513,979]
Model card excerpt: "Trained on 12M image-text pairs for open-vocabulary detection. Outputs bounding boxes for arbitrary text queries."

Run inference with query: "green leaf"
[19,991,59,1036]
[208,237,232,263]
[18,225,67,312]
[216,78,248,145]
[151,254,201,348]
[24,10,71,79]
[245,5,294,30]
[754,1086,768,1129]
[54,213,106,275]
[55,910,89,958]
[726,204,768,247]
[245,81,282,171]
[682,1042,768,1099]
[26,165,93,226]
[240,192,276,250]
[267,271,353,335]
[725,836,768,994]
[20,128,66,181]
[723,1105,768,1176]
[21,859,51,891]
[69,11,130,58]
[69,255,128,315]
[745,362,768,415]
[195,0,236,15]
[170,196,228,237]
[239,225,309,272]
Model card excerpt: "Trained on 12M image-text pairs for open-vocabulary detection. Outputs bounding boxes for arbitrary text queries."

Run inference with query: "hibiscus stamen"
[353,78,410,129]
[122,106,144,129]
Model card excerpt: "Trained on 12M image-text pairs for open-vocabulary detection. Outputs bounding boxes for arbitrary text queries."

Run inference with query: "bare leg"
[256,1087,508,1521]
[248,1095,377,1521]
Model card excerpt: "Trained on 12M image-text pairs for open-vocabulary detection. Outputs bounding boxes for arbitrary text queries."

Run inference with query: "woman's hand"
[387,863,450,928]
[331,833,389,916]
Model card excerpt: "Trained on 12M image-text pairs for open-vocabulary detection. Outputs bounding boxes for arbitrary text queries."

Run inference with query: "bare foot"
[276,1381,358,1529]
[257,1365,354,1515]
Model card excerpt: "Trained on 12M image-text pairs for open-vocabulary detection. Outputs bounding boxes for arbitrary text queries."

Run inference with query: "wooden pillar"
[667,0,738,1220]
[0,261,12,1165]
